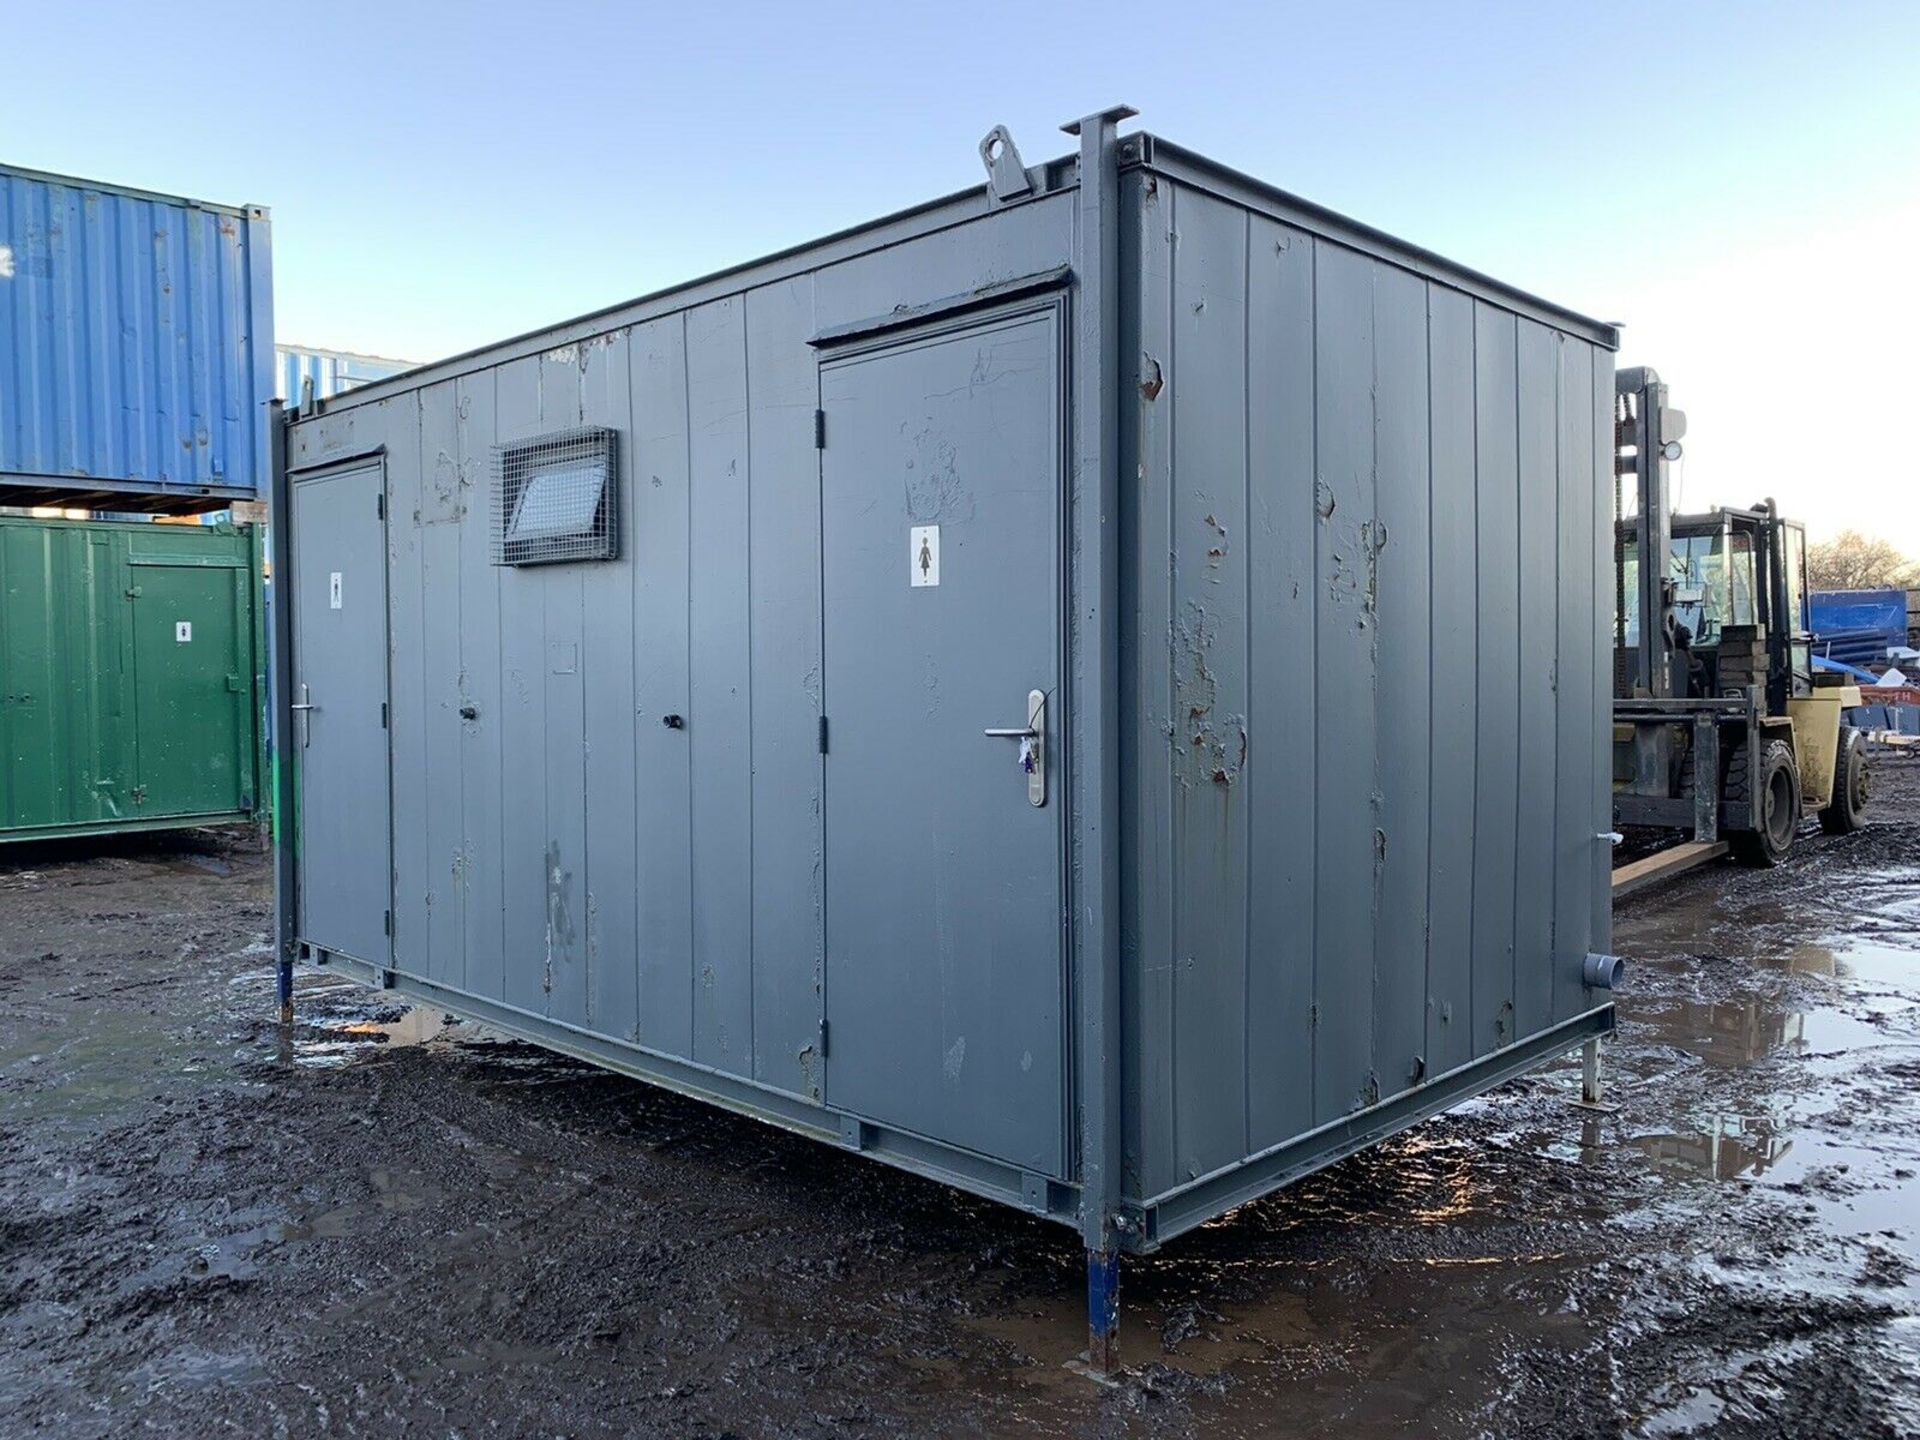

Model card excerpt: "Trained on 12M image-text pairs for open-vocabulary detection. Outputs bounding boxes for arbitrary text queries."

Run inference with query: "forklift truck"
[1611,367,1869,866]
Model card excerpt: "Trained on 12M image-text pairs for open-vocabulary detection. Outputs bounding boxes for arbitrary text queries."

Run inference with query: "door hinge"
[817,715,829,754]
[376,492,386,520]
[130,784,147,806]
[813,409,826,449]
[818,1019,830,1057]
[383,909,392,936]
[380,701,388,728]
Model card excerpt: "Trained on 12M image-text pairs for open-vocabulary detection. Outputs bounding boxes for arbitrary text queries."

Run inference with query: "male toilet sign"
[910,525,940,587]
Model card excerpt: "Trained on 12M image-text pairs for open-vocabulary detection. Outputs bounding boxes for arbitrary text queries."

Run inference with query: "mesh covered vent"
[490,427,620,566]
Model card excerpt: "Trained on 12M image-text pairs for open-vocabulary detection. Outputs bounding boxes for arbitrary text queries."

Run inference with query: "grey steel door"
[291,463,391,965]
[821,308,1065,1178]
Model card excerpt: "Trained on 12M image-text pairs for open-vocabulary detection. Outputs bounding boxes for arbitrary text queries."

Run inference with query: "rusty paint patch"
[1140,355,1164,401]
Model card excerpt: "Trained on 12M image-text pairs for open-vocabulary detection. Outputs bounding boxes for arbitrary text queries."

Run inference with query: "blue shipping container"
[0,163,273,513]
[1811,587,1908,664]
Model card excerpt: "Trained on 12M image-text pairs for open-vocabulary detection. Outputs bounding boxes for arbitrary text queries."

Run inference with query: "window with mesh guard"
[491,427,620,565]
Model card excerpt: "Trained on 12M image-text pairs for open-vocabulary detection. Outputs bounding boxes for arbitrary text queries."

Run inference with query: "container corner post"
[1064,100,1134,1378]
[268,393,297,1028]
[1087,1245,1122,1376]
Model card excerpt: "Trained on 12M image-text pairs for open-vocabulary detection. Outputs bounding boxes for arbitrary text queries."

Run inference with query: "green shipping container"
[0,515,266,842]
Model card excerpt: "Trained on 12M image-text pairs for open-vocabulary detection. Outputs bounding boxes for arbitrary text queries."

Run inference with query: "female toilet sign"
[910,525,940,587]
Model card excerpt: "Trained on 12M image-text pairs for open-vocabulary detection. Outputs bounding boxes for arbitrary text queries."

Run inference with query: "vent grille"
[490,427,620,566]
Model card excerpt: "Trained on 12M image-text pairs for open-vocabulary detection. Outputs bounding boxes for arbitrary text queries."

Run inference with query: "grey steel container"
[273,111,1617,1360]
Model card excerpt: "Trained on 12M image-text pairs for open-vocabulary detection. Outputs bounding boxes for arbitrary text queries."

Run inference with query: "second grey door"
[291,463,392,967]
[821,308,1065,1178]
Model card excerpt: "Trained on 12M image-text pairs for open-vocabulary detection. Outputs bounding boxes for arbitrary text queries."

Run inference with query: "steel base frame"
[299,948,1084,1226]
[1122,1005,1616,1251]
[300,944,1610,1379]
[0,809,257,846]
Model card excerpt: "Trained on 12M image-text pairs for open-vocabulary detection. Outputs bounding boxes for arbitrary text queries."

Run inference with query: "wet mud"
[3,764,1918,1437]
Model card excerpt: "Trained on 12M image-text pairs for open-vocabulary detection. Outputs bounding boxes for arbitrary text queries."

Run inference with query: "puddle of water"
[293,1005,479,1068]
[271,1209,356,1242]
[430,1340,564,1377]
[370,1167,443,1214]
[124,1349,262,1394]
[1634,997,1898,1068]
[1630,1113,1794,1181]
[1814,935,1920,994]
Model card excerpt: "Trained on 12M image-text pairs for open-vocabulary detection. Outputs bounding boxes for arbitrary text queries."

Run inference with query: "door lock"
[984,689,1047,807]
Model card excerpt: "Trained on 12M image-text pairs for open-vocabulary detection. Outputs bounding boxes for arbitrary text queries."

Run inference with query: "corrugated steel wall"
[1118,173,1612,1203]
[287,193,1075,1102]
[0,166,272,501]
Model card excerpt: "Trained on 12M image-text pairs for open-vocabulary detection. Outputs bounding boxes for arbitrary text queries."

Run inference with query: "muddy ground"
[3,761,1918,1438]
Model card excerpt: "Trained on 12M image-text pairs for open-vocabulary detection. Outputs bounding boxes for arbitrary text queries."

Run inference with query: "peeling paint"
[543,841,573,996]
[1140,355,1164,401]
[1203,512,1228,566]
[903,422,974,523]
[1174,599,1247,787]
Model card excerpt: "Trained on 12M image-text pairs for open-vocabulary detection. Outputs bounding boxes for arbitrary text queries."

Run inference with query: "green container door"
[0,516,262,843]
[130,565,251,819]
[0,524,127,832]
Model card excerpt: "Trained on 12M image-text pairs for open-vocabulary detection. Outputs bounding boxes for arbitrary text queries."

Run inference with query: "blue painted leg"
[1087,1247,1121,1374]
[277,950,294,1026]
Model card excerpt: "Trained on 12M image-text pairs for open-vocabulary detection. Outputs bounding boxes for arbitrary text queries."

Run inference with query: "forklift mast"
[1615,366,1686,698]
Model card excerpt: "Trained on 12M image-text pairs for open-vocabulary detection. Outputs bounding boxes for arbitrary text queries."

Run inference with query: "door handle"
[984,689,1046,807]
[291,684,316,748]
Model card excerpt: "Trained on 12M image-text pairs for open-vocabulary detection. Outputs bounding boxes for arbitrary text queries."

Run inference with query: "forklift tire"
[1732,738,1801,868]
[1820,727,1870,835]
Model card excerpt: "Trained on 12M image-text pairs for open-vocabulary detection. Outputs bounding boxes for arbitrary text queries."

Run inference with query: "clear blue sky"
[5,0,1916,543]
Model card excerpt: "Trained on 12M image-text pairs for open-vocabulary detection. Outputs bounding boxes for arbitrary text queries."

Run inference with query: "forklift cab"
[1614,505,1814,712]
[1612,500,1861,864]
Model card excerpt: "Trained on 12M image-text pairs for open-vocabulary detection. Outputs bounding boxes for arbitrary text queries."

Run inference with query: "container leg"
[1563,1034,1618,1113]
[277,949,294,1026]
[1087,1247,1121,1376]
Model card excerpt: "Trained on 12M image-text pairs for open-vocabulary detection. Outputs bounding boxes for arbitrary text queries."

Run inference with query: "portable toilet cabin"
[270,110,1619,1368]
